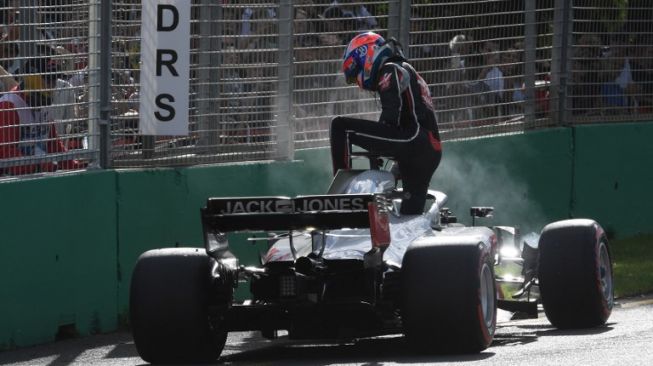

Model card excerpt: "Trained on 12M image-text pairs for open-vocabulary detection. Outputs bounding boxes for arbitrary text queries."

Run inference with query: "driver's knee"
[331,116,346,129]
[330,116,345,135]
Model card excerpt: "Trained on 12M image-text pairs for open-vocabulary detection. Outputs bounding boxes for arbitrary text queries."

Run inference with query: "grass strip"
[611,234,653,298]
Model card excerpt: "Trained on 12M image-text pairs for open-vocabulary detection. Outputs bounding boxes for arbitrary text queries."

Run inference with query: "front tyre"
[538,219,614,329]
[130,248,228,364]
[401,240,496,353]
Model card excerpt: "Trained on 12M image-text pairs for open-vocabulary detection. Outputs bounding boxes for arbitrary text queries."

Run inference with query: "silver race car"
[130,153,614,364]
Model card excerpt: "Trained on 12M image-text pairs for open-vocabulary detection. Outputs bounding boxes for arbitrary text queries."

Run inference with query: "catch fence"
[0,0,651,177]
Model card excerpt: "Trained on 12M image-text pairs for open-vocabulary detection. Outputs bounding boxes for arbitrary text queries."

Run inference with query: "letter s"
[155,94,176,121]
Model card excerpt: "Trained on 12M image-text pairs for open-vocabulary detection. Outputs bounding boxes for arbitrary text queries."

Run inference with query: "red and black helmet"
[342,32,404,91]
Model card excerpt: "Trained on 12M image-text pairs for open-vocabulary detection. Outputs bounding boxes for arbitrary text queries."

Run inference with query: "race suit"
[330,61,442,215]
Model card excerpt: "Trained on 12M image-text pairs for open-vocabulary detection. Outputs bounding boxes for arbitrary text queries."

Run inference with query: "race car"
[129,152,614,364]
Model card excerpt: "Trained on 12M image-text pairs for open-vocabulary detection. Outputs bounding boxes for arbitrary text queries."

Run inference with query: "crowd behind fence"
[0,0,651,178]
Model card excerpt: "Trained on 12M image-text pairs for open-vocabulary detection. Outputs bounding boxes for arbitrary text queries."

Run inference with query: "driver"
[330,32,442,215]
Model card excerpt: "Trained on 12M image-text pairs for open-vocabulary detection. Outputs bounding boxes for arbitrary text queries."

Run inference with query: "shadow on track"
[220,334,494,365]
[491,321,615,347]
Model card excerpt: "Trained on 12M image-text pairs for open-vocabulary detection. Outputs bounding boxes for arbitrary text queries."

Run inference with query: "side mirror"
[470,206,494,226]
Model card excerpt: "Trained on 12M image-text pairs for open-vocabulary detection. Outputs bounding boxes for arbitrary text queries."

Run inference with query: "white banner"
[139,0,190,136]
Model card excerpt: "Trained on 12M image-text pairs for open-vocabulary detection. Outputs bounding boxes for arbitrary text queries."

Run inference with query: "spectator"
[0,41,20,77]
[1,2,19,44]
[112,69,137,115]
[442,34,475,123]
[240,6,277,48]
[324,0,377,31]
[317,19,378,123]
[475,41,505,121]
[319,5,356,46]
[294,0,320,37]
[409,8,449,96]
[449,34,473,78]
[501,45,525,116]
[1,4,21,77]
[600,35,636,114]
[0,62,17,92]
[50,66,78,138]
[320,0,377,44]
[240,7,277,57]
[629,36,653,113]
[478,41,505,100]
[0,57,82,175]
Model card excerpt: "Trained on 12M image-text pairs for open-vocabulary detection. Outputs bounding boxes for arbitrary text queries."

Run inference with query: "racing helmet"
[342,32,405,91]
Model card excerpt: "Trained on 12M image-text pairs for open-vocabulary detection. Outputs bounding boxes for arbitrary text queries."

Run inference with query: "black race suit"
[330,61,442,215]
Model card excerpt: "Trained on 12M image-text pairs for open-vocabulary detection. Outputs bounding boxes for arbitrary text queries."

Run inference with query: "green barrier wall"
[0,171,118,349]
[572,123,653,238]
[1,123,652,349]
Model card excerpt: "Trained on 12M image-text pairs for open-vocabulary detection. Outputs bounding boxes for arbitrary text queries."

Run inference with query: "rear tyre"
[538,219,614,329]
[130,248,228,364]
[401,241,496,353]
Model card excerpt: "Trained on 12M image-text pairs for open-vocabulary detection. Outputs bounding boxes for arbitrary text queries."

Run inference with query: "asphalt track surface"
[1,296,652,366]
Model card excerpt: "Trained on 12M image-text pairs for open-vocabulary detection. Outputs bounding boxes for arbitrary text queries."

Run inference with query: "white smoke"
[432,148,548,234]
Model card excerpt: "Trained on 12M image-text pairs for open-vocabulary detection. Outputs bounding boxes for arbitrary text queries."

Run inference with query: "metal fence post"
[276,0,294,161]
[523,0,537,128]
[552,0,573,126]
[87,1,101,168]
[399,0,411,59]
[99,0,112,168]
[387,0,400,40]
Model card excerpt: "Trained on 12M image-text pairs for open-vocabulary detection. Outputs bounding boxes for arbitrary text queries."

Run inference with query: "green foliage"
[611,234,653,298]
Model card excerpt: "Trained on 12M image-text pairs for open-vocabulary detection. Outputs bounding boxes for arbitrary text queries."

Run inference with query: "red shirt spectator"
[0,84,78,175]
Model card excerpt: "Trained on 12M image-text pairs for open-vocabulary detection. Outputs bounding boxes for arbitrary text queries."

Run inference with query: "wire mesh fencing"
[1,0,652,177]
[409,1,556,140]
[292,1,388,150]
[568,0,653,123]
[0,0,96,177]
[110,0,283,167]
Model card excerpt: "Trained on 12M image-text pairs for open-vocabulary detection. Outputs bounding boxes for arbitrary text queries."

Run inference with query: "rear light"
[279,275,296,297]
[368,201,390,248]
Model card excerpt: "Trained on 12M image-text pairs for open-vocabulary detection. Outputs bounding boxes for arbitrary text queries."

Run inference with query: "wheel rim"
[480,263,496,329]
[599,241,614,308]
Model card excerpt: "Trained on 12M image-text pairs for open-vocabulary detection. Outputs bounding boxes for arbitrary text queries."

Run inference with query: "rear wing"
[201,194,392,261]
[201,194,376,232]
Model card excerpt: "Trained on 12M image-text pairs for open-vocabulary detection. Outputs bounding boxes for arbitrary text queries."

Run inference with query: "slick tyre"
[130,248,228,364]
[401,240,496,353]
[538,219,614,329]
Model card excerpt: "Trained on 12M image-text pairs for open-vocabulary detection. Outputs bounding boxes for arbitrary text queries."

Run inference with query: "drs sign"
[139,0,190,135]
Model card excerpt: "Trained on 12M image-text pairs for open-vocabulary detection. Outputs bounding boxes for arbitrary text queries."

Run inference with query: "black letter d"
[157,4,179,31]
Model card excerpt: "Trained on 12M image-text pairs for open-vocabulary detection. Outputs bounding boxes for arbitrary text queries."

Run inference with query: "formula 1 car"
[129,153,614,364]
